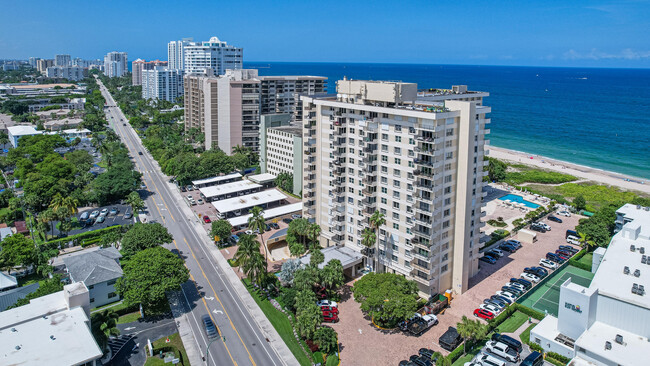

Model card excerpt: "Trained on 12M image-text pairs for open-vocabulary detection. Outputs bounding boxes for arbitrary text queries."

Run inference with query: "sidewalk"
[167,290,204,366]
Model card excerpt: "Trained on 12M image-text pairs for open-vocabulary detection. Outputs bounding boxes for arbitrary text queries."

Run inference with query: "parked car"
[100,208,109,217]
[203,216,211,224]
[502,285,524,296]
[480,256,497,264]
[536,222,551,231]
[554,251,569,261]
[548,215,562,223]
[520,273,540,283]
[322,311,339,323]
[556,249,572,257]
[489,248,504,257]
[89,210,100,220]
[202,315,219,339]
[186,185,194,191]
[399,361,416,366]
[525,266,548,278]
[317,300,338,308]
[229,235,240,244]
[186,194,193,201]
[483,299,506,311]
[138,151,143,155]
[282,218,292,224]
[418,348,436,360]
[499,244,517,253]
[180,185,187,192]
[504,282,526,292]
[485,296,509,307]
[124,211,132,219]
[474,308,495,320]
[265,224,271,231]
[530,225,547,233]
[520,351,544,366]
[474,353,506,366]
[245,230,253,235]
[79,211,90,223]
[485,341,520,362]
[320,305,339,314]
[197,199,204,205]
[479,303,502,315]
[505,239,521,248]
[484,252,499,260]
[566,229,579,238]
[409,355,433,366]
[109,207,118,216]
[559,245,579,254]
[496,291,518,302]
[539,258,558,269]
[510,278,533,290]
[491,333,524,353]
[95,216,105,224]
[557,210,571,217]
[491,294,513,305]
[291,214,302,220]
[438,327,462,351]
[269,222,279,230]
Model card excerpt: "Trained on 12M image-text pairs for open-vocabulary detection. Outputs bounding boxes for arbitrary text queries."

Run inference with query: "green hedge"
[448,342,465,362]
[41,225,125,249]
[545,356,567,366]
[568,248,590,272]
[515,303,545,320]
[325,355,339,366]
[547,352,570,365]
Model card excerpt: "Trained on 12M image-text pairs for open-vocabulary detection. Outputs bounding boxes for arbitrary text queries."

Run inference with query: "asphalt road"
[97,79,284,366]
[108,318,178,366]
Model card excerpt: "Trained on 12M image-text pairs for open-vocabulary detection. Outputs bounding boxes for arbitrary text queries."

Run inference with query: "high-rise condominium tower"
[301,80,490,296]
[167,38,194,71]
[103,52,128,78]
[183,36,242,75]
[55,54,71,66]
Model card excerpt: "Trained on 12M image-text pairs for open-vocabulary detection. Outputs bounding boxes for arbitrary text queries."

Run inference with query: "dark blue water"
[246,62,650,179]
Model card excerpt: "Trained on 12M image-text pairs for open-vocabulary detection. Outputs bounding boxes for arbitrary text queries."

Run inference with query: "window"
[393,169,401,177]
[391,254,398,261]
[394,147,401,155]
[393,223,399,230]
[392,212,399,220]
[393,180,400,188]
[381,145,388,152]
[382,133,388,141]
[348,177,355,183]
[381,198,387,204]
[107,280,117,286]
[409,138,414,145]
[408,161,414,168]
[88,285,95,290]
[441,264,448,273]
[442,253,448,261]
[381,187,387,193]
[395,125,402,132]
[108,292,117,299]
[394,158,401,165]
[90,298,95,303]
[446,128,454,136]
[381,177,388,184]
[381,155,388,162]
[444,209,450,217]
[444,175,452,183]
[393,191,400,199]
[395,136,401,143]
[444,198,451,206]
[381,166,388,173]
[393,202,400,209]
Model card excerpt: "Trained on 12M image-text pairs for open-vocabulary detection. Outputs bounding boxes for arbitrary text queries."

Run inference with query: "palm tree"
[248,206,269,262]
[577,232,595,250]
[369,211,386,272]
[40,209,56,239]
[307,223,321,248]
[90,310,120,353]
[125,191,144,215]
[456,315,488,354]
[361,227,376,270]
[234,234,259,272]
[243,251,267,286]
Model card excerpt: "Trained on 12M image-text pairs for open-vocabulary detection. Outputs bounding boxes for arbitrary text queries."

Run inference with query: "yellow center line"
[182,236,257,366]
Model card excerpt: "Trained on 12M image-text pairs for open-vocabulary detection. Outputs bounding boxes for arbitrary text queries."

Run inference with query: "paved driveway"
[331,213,583,365]
[104,318,178,366]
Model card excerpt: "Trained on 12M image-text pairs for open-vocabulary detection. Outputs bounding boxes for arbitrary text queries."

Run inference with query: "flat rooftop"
[259,75,327,81]
[268,125,302,136]
[11,83,76,89]
[247,173,276,184]
[589,205,650,309]
[192,172,242,186]
[300,245,363,270]
[198,180,261,198]
[212,189,287,214]
[7,125,41,136]
[574,321,649,366]
[228,202,302,227]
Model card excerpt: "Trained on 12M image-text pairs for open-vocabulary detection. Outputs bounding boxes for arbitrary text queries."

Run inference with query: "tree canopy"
[351,272,419,325]
[576,203,618,247]
[0,234,35,270]
[115,247,189,309]
[120,222,173,256]
[210,219,232,244]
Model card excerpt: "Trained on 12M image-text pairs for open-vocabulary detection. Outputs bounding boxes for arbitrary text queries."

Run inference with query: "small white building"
[0,283,103,365]
[7,125,42,148]
[531,204,650,365]
[212,189,287,219]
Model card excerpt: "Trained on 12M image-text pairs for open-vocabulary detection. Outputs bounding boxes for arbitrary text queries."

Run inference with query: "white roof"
[199,180,261,198]
[7,125,41,136]
[192,172,242,186]
[575,321,649,366]
[228,202,303,227]
[45,128,91,135]
[299,245,363,269]
[247,173,276,184]
[589,205,650,309]
[212,189,287,214]
[0,272,17,290]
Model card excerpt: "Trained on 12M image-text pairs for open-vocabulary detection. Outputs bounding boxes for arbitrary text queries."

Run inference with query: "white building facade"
[531,203,650,365]
[45,66,86,81]
[259,76,327,122]
[54,54,71,66]
[142,66,184,102]
[184,36,242,75]
[103,51,128,77]
[301,80,490,296]
[167,38,195,71]
[264,125,303,195]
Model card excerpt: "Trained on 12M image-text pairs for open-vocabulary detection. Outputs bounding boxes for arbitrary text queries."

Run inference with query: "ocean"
[245,62,650,179]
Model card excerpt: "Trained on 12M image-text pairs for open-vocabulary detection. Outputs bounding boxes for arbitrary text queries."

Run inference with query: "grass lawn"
[118,311,142,324]
[17,272,47,287]
[242,279,313,366]
[91,300,128,313]
[452,339,488,366]
[144,332,188,366]
[495,311,529,334]
[576,253,593,271]
[519,323,537,344]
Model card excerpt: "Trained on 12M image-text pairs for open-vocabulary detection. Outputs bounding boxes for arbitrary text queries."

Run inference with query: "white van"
[566,236,580,245]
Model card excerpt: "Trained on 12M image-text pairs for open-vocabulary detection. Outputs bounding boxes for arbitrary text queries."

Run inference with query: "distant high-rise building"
[29,57,41,68]
[301,81,490,297]
[36,59,54,73]
[55,54,71,67]
[103,52,128,77]
[46,66,87,81]
[184,36,242,75]
[72,58,102,68]
[184,69,260,153]
[259,76,327,122]
[167,38,194,71]
[132,59,168,86]
[142,66,183,102]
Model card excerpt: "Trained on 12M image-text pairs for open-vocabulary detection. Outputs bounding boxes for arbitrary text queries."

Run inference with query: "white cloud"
[563,48,650,60]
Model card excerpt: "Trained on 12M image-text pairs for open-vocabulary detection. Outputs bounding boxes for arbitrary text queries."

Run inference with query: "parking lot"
[51,204,135,237]
[330,212,584,365]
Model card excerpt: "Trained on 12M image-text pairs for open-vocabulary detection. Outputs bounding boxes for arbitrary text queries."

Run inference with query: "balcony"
[333,214,345,223]
[413,251,430,262]
[333,167,345,176]
[331,225,344,235]
[410,259,429,272]
[332,149,343,157]
[361,207,375,217]
[362,186,377,196]
[331,234,345,244]
[359,198,377,208]
[304,183,315,192]
[414,215,432,226]
[307,208,315,216]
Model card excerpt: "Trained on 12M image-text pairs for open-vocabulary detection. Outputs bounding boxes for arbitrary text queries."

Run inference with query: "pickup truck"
[401,313,438,335]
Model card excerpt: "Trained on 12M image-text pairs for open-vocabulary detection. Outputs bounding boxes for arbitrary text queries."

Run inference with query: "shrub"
[529,342,543,352]
[447,343,465,362]
[514,304,545,321]
[547,352,570,364]
[488,304,517,329]
[545,356,567,366]
[487,219,507,228]
[325,354,339,366]
[313,351,324,365]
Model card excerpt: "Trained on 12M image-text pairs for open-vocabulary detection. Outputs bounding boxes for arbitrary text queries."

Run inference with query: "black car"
[138,151,143,155]
[269,222,280,230]
[546,252,566,263]
[499,244,517,253]
[409,355,433,366]
[521,351,544,366]
[524,267,548,278]
[202,315,218,339]
[548,215,562,223]
[484,252,499,260]
[510,278,533,290]
[559,245,579,254]
[265,224,271,231]
[491,333,523,353]
[492,294,513,305]
[282,218,292,224]
[399,361,416,366]
[480,256,497,264]
[501,286,523,296]
[530,225,546,233]
[484,297,508,308]
[122,123,126,126]
[418,348,435,360]
[180,185,187,192]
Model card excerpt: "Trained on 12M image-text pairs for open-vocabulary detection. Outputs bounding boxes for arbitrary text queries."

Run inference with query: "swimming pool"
[498,194,540,209]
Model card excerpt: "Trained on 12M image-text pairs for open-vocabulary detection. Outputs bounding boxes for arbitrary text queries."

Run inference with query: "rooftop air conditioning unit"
[637,205,642,209]
[632,283,639,294]
[615,335,624,344]
[643,256,647,264]
[634,269,641,277]
[645,207,650,211]
[642,247,646,254]
[640,285,645,295]
[624,266,630,274]
[631,245,636,252]
[605,341,612,350]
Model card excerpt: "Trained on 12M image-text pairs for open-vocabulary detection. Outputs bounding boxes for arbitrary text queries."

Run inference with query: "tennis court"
[518,265,594,317]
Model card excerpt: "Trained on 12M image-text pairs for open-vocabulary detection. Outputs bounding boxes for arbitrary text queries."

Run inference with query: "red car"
[474,308,495,320]
[323,311,339,323]
[203,216,211,223]
[554,251,569,260]
[321,306,339,314]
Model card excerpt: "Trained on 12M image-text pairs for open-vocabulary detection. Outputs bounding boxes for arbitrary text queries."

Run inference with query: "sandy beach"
[487,146,650,195]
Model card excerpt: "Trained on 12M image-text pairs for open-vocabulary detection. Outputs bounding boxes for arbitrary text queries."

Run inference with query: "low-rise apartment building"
[45,66,87,81]
[301,80,490,296]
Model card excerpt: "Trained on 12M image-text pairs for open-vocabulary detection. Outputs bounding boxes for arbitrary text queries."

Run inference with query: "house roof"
[0,272,18,290]
[13,221,28,233]
[62,247,123,286]
[0,283,39,311]
[0,227,13,241]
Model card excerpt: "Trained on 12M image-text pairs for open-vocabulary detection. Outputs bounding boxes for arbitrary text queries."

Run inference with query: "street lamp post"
[204,337,223,363]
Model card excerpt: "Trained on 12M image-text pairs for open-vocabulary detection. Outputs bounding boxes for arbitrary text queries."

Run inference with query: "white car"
[496,291,517,302]
[475,353,506,366]
[539,258,559,269]
[538,222,551,231]
[557,211,571,217]
[317,300,338,308]
[567,236,581,245]
[521,272,541,283]
[489,249,504,257]
[245,230,253,235]
[485,341,520,362]
[505,282,526,291]
[479,303,502,315]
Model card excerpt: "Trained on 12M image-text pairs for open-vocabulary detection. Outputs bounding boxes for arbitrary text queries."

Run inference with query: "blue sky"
[2,0,650,68]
